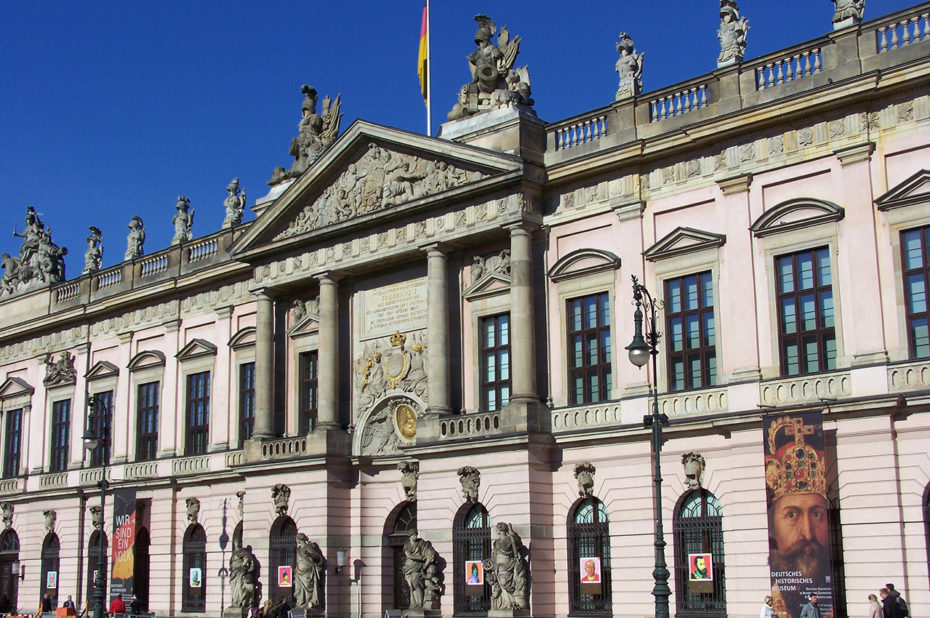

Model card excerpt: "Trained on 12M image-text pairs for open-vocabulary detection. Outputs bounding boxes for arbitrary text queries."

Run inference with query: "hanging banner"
[763,412,833,618]
[110,487,136,602]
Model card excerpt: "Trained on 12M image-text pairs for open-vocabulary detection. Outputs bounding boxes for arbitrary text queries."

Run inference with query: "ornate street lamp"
[83,394,109,618]
[625,275,671,618]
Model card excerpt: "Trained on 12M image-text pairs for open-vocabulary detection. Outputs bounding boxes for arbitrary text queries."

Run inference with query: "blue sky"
[0,0,915,277]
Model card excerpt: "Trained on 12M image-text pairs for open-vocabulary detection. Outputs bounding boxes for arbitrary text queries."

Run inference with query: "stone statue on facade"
[458,466,480,503]
[186,497,201,523]
[398,460,419,502]
[447,15,533,121]
[269,85,343,185]
[1,206,68,297]
[615,33,644,100]
[229,536,261,610]
[294,533,325,609]
[574,461,596,497]
[82,226,103,275]
[272,483,291,516]
[172,196,194,245]
[717,0,749,67]
[43,351,77,387]
[125,216,145,260]
[403,531,441,610]
[832,0,865,25]
[44,510,56,533]
[90,505,102,530]
[682,451,706,489]
[222,178,247,229]
[487,522,528,611]
[236,490,246,519]
[471,249,510,284]
[0,503,11,530]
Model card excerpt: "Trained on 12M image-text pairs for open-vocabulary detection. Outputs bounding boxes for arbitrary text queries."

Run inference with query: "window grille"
[453,503,491,616]
[86,531,107,606]
[181,524,206,612]
[41,533,60,606]
[673,490,726,616]
[567,497,611,616]
[269,517,297,603]
[386,501,417,609]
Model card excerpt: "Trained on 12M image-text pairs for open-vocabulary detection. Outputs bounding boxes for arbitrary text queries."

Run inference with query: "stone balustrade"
[552,114,608,151]
[188,237,218,262]
[55,281,80,303]
[39,472,69,490]
[649,83,709,122]
[759,371,851,406]
[124,460,160,480]
[887,359,930,392]
[260,436,308,460]
[225,450,244,467]
[80,467,109,486]
[551,403,622,432]
[95,267,122,290]
[876,10,930,52]
[172,454,210,476]
[753,47,822,90]
[139,254,169,278]
[439,411,501,439]
[0,478,21,495]
[659,386,729,417]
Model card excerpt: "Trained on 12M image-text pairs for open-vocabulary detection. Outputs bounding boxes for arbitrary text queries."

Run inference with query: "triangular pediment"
[85,361,119,381]
[644,227,726,262]
[547,249,621,282]
[176,338,217,361]
[127,350,166,371]
[233,120,525,258]
[0,377,34,400]
[876,169,930,211]
[750,198,844,238]
[463,273,512,301]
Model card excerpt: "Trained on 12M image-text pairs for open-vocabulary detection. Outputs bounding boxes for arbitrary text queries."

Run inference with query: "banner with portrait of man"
[763,411,834,618]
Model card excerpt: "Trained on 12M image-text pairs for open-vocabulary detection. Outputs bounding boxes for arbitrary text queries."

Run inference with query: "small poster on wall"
[46,571,58,589]
[579,557,602,595]
[189,567,202,589]
[688,553,713,594]
[278,565,293,588]
[464,561,483,585]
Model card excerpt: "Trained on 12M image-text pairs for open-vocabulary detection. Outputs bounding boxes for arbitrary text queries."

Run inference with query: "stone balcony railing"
[39,472,69,490]
[123,460,161,480]
[260,436,308,460]
[0,478,22,495]
[172,454,211,476]
[438,411,502,440]
[759,370,852,407]
[545,2,930,167]
[887,358,930,392]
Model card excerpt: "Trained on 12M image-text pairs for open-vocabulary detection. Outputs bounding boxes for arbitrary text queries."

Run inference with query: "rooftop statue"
[615,32,644,101]
[171,196,194,245]
[447,15,534,121]
[82,226,103,275]
[832,0,865,25]
[0,205,68,297]
[717,0,749,67]
[222,177,247,229]
[125,216,145,260]
[269,85,343,185]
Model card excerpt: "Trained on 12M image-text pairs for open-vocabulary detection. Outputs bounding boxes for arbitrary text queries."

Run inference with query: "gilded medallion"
[395,403,417,441]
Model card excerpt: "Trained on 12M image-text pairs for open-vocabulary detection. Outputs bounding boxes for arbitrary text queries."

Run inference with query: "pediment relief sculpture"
[464,250,511,300]
[44,351,77,387]
[292,297,320,325]
[356,331,428,413]
[274,144,486,241]
[358,396,422,456]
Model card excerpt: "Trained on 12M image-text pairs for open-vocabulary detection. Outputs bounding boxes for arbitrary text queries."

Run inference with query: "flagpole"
[426,0,432,136]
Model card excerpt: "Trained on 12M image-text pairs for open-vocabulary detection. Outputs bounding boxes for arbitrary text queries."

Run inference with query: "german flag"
[417,2,428,105]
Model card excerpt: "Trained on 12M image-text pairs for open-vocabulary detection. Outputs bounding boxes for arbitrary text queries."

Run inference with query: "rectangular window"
[89,391,113,467]
[239,362,256,445]
[185,372,210,456]
[665,272,717,391]
[902,226,930,358]
[776,247,836,376]
[567,292,612,405]
[50,399,71,472]
[136,381,160,462]
[299,352,318,434]
[3,408,22,478]
[479,313,511,411]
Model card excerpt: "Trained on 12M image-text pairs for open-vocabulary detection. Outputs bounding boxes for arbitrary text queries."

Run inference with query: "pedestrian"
[759,594,775,618]
[63,595,75,610]
[41,592,53,613]
[128,595,143,616]
[880,588,903,618]
[108,593,126,617]
[868,594,882,618]
[884,584,908,617]
[799,593,822,618]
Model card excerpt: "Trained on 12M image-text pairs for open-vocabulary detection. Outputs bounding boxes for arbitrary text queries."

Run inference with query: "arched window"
[41,533,60,606]
[383,501,417,609]
[453,503,491,616]
[86,530,108,606]
[134,527,150,612]
[182,524,207,612]
[0,530,20,611]
[673,489,726,616]
[269,516,297,602]
[567,497,611,615]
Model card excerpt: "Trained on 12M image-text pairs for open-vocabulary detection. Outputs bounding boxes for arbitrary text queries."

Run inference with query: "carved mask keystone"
[458,466,480,503]
[682,451,706,489]
[574,461,596,497]
[272,483,291,516]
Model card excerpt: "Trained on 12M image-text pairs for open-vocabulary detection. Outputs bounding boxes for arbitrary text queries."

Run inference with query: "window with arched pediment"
[41,533,60,606]
[182,524,206,612]
[453,503,491,616]
[269,516,296,602]
[0,530,19,610]
[384,501,417,609]
[673,489,726,616]
[567,497,611,616]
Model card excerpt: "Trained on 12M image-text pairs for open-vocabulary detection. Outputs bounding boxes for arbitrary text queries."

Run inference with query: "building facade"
[2,5,930,618]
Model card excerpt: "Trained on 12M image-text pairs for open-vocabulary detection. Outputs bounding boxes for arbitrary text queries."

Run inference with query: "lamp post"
[83,394,109,618]
[625,275,671,618]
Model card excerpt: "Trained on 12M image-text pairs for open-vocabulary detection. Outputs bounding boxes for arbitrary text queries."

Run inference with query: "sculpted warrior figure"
[1,206,68,295]
[488,523,528,610]
[229,537,261,609]
[270,85,343,184]
[403,531,440,609]
[294,533,325,609]
[172,196,194,245]
[718,1,749,66]
[832,0,865,23]
[448,15,533,121]
[125,216,145,260]
[83,226,103,275]
[615,32,644,100]
[222,177,247,229]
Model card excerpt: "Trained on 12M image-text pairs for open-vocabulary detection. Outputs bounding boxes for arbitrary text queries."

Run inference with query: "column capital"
[313,270,344,284]
[503,221,540,235]
[419,242,450,256]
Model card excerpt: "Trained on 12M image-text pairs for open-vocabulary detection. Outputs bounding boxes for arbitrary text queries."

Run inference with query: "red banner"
[111,488,136,601]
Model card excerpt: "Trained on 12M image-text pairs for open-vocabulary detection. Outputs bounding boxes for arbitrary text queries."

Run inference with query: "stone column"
[425,245,452,414]
[317,274,339,427]
[507,223,538,403]
[252,291,274,439]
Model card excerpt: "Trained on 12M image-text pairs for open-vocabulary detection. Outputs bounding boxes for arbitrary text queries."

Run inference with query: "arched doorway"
[567,496,611,615]
[182,524,206,612]
[268,516,296,602]
[452,503,490,616]
[86,530,108,607]
[133,527,150,611]
[383,501,417,610]
[41,533,60,607]
[0,530,19,611]
[673,489,726,616]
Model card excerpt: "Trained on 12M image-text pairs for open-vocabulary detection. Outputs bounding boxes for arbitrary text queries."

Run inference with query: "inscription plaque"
[362,278,428,339]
